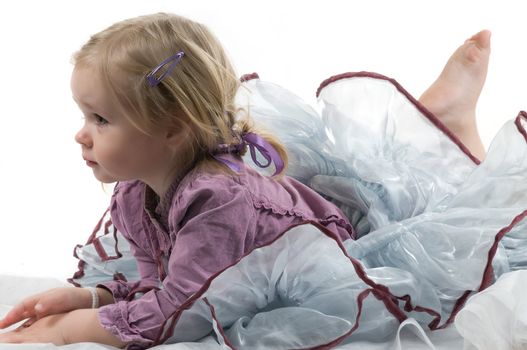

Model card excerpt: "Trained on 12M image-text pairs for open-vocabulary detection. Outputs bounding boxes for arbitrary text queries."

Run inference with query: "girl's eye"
[94,113,109,126]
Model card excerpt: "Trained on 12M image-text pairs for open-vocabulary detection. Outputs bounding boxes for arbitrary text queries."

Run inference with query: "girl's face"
[71,66,175,191]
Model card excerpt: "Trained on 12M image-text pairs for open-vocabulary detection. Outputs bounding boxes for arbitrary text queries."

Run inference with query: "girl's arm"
[95,184,256,347]
[0,309,127,348]
[63,309,128,347]
[0,287,94,329]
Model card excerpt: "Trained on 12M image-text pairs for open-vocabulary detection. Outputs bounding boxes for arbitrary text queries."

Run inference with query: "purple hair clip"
[146,50,185,87]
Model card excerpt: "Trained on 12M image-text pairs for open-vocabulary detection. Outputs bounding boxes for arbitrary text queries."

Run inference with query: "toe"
[461,30,491,64]
[469,30,491,50]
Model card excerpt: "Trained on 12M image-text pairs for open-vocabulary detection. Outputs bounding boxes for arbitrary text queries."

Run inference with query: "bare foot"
[419,30,491,160]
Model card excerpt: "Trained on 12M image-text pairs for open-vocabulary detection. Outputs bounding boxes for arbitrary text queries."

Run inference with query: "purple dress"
[96,155,354,346]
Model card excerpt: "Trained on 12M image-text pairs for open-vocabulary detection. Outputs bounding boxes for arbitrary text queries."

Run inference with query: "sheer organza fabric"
[71,73,527,349]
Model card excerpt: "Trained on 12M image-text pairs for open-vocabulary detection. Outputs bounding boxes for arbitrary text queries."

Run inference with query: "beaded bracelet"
[86,287,100,309]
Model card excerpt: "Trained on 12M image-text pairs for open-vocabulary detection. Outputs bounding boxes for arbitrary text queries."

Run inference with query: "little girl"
[0,12,355,348]
[1,12,525,350]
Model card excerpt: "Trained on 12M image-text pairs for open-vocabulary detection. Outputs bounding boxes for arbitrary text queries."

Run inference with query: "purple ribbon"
[213,132,285,176]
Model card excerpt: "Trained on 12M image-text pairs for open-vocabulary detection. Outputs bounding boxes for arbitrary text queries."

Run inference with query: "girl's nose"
[75,124,92,148]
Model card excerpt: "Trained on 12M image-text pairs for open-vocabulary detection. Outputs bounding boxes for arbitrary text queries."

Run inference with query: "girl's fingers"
[0,331,22,343]
[17,316,37,330]
[0,287,82,330]
[0,307,28,329]
[34,288,77,316]
[0,295,41,329]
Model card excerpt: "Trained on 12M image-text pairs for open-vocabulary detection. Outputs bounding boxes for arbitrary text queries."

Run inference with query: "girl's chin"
[92,169,120,184]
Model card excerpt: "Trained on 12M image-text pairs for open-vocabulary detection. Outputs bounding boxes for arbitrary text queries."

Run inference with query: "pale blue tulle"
[72,74,527,349]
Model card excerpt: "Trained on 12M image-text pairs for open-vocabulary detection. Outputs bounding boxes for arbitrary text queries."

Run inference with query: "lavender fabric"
[213,132,285,176]
[96,154,353,346]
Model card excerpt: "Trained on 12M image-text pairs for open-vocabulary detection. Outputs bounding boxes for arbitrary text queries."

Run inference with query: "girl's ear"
[165,122,191,151]
[165,109,192,150]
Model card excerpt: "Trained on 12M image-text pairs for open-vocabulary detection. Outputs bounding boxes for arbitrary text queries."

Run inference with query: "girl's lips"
[86,160,97,167]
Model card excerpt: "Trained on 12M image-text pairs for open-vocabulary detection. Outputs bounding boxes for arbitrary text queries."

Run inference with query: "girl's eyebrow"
[72,96,94,109]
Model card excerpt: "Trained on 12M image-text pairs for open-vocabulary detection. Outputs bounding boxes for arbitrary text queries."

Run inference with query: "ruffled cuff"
[98,302,153,348]
[97,280,137,302]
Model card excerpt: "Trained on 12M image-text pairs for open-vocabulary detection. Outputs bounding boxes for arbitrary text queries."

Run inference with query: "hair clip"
[146,50,185,87]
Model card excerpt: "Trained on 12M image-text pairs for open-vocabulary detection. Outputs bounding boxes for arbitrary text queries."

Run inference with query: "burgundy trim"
[321,215,357,240]
[514,111,527,143]
[68,208,124,287]
[152,204,527,348]
[72,244,82,259]
[104,218,113,234]
[435,290,472,329]
[92,226,123,262]
[153,221,406,346]
[113,272,128,282]
[203,298,236,350]
[93,238,110,260]
[477,112,527,293]
[153,222,344,345]
[306,289,373,350]
[315,71,481,165]
[68,244,87,287]
[240,72,259,82]
[68,210,109,286]
[112,226,123,259]
[433,209,527,328]
[67,258,85,287]
[479,209,527,291]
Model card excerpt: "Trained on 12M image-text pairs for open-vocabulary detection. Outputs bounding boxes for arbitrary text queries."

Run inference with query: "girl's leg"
[419,30,491,161]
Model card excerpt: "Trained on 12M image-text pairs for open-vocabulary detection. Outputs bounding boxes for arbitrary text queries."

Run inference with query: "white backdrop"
[0,0,525,281]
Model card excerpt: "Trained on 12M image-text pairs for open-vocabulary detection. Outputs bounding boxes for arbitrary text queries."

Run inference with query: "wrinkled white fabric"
[455,269,527,350]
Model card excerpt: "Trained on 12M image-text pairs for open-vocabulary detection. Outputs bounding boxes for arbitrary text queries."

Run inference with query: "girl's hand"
[0,310,127,348]
[0,287,93,329]
[0,313,68,345]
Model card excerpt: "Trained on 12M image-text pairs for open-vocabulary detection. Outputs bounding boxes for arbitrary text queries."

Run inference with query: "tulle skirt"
[71,72,527,349]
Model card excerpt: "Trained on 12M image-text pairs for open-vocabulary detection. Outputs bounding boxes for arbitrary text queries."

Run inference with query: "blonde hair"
[72,12,288,176]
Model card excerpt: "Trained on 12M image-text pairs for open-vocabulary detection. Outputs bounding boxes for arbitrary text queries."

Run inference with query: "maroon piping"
[152,221,407,347]
[316,71,481,165]
[202,298,236,350]
[149,75,524,347]
[67,210,109,286]
[479,209,527,291]
[68,209,124,287]
[305,288,372,350]
[74,73,526,347]
[514,111,527,143]
[153,204,527,348]
[240,72,259,82]
[475,110,527,293]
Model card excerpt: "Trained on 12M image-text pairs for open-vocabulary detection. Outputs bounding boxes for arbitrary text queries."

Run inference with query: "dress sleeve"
[97,182,160,302]
[96,242,159,302]
[97,182,257,347]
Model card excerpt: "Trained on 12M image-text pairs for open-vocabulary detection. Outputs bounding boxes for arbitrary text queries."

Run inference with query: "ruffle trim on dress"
[515,110,527,142]
[70,72,527,349]
[69,209,127,287]
[252,199,307,219]
[148,212,527,349]
[315,71,481,165]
